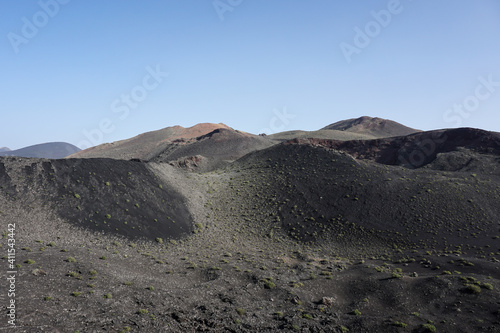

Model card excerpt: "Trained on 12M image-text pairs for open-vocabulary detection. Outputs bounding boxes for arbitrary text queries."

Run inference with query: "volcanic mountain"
[69,123,233,160]
[0,142,80,159]
[322,116,421,138]
[69,123,277,171]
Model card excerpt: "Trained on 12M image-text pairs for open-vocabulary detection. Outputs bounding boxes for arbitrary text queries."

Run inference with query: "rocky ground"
[0,139,499,332]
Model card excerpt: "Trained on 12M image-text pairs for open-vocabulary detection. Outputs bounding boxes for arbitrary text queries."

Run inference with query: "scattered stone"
[322,297,335,306]
[32,268,48,276]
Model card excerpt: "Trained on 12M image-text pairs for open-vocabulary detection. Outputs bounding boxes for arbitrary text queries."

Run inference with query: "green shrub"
[137,309,148,314]
[71,291,82,297]
[464,284,482,294]
[393,321,407,328]
[104,293,112,299]
[264,280,276,289]
[25,259,35,264]
[482,283,493,290]
[67,271,79,278]
[352,309,361,316]
[236,308,246,316]
[422,324,437,332]
[66,257,77,263]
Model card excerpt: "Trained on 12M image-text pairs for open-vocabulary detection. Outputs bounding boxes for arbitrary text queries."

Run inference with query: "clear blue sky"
[1,0,499,149]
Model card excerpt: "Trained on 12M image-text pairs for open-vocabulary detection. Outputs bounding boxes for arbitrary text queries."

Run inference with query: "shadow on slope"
[0,157,193,241]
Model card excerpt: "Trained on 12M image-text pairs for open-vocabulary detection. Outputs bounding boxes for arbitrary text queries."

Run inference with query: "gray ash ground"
[1,141,499,332]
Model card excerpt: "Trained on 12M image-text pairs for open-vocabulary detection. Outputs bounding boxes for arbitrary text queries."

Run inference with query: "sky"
[1,0,499,150]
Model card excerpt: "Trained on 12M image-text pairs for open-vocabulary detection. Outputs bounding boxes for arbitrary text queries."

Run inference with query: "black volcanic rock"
[0,142,80,159]
[286,127,500,172]
[0,156,193,241]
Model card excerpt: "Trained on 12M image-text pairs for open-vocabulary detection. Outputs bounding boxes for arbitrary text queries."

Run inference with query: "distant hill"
[0,147,10,153]
[69,123,234,160]
[153,127,277,171]
[322,116,420,138]
[0,142,80,159]
[69,123,278,171]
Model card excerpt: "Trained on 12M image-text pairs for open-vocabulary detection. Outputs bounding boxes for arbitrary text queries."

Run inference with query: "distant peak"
[321,116,420,138]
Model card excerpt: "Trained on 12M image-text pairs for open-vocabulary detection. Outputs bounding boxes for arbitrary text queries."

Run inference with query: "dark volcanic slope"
[152,127,277,171]
[0,156,192,241]
[322,116,420,138]
[288,127,500,173]
[0,142,80,159]
[214,142,500,255]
